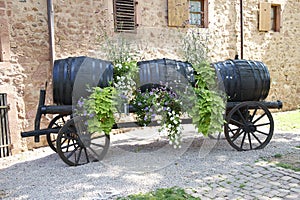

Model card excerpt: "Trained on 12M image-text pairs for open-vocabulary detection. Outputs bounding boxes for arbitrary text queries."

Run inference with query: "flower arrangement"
[76,86,117,135]
[76,32,225,148]
[131,84,183,148]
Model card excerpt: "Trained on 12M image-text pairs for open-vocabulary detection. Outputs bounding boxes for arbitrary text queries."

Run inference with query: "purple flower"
[144,107,149,111]
[83,110,87,116]
[149,91,154,95]
[138,102,142,106]
[89,113,95,118]
[77,99,84,107]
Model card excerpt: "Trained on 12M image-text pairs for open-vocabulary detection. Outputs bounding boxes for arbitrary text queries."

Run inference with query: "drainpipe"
[47,0,55,69]
[240,0,244,59]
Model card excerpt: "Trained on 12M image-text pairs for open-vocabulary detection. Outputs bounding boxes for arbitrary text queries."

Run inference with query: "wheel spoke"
[61,142,79,150]
[250,132,262,144]
[229,118,244,127]
[66,145,79,159]
[248,132,252,150]
[75,147,83,165]
[250,108,258,121]
[92,134,106,140]
[255,122,270,127]
[252,112,267,124]
[231,130,244,142]
[237,109,247,124]
[240,132,247,149]
[255,129,269,136]
[84,147,89,163]
[87,146,101,159]
[90,142,105,148]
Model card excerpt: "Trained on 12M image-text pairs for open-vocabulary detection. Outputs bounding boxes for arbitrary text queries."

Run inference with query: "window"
[168,0,208,28]
[189,0,204,26]
[113,0,136,32]
[271,5,281,32]
[259,2,281,32]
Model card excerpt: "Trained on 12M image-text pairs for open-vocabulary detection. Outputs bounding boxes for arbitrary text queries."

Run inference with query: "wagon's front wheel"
[47,115,70,152]
[56,117,110,166]
[224,102,274,151]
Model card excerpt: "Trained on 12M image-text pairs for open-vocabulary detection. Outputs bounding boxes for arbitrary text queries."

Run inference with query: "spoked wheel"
[46,115,70,152]
[225,101,274,151]
[56,117,110,166]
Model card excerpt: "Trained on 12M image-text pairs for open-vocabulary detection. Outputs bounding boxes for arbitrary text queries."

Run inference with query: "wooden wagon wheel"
[224,101,274,151]
[46,115,70,152]
[56,117,110,166]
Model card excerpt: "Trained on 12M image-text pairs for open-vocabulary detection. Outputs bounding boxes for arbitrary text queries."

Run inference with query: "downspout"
[47,0,55,70]
[240,0,244,59]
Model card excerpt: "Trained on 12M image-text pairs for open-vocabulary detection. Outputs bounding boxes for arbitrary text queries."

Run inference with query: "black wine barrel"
[213,59,270,102]
[137,58,195,91]
[53,56,113,105]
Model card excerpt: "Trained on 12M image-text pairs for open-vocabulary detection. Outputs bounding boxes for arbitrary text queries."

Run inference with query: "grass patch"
[273,110,300,131]
[239,184,246,189]
[275,162,300,172]
[274,153,282,158]
[295,146,300,149]
[117,187,200,200]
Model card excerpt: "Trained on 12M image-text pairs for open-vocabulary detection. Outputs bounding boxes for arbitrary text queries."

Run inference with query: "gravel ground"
[0,121,300,199]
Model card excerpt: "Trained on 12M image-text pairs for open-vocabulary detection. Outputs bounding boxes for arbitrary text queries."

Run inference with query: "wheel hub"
[243,122,256,133]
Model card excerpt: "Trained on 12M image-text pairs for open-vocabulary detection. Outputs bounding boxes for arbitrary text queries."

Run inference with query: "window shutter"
[168,0,189,27]
[259,2,271,31]
[114,0,136,32]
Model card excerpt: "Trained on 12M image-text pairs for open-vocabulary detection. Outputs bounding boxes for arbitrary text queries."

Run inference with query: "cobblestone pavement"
[186,162,300,200]
[0,126,299,200]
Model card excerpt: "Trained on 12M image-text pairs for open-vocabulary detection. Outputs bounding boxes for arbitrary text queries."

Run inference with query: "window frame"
[189,0,207,27]
[271,4,281,32]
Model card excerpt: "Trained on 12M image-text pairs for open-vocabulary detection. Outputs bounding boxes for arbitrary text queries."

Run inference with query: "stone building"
[0,0,299,154]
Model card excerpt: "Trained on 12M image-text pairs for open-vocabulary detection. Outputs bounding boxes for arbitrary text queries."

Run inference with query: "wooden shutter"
[168,0,189,27]
[259,2,271,31]
[114,0,136,32]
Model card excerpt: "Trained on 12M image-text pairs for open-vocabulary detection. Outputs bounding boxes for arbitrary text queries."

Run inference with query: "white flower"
[116,63,122,68]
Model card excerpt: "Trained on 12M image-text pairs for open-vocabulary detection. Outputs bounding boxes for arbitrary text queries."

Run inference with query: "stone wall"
[1,0,299,153]
[0,0,27,154]
[53,0,300,109]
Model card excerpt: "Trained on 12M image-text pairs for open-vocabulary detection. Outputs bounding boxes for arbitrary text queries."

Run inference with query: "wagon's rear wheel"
[225,102,274,151]
[56,117,110,166]
[46,115,70,152]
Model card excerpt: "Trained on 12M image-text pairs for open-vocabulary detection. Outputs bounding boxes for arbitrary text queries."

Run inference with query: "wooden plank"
[168,0,189,27]
[259,2,271,31]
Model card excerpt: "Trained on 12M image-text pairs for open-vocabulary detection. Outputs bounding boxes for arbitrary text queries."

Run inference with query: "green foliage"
[274,153,282,158]
[77,87,117,135]
[275,162,300,172]
[187,61,226,136]
[117,187,200,200]
[113,61,139,82]
[181,30,226,136]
